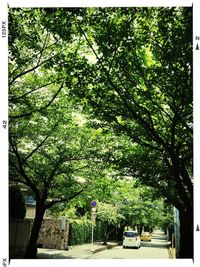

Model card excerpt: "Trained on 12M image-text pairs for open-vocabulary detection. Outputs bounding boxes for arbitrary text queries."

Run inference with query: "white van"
[123,230,141,249]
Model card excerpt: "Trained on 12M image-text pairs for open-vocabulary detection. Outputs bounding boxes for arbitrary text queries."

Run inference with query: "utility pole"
[173,207,180,258]
[91,223,94,244]
[91,200,97,244]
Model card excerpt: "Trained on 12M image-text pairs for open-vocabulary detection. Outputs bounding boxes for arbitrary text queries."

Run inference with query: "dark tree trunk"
[170,154,193,258]
[24,205,45,259]
[179,207,193,259]
[106,228,115,241]
[116,226,125,241]
[103,224,116,245]
[102,223,108,245]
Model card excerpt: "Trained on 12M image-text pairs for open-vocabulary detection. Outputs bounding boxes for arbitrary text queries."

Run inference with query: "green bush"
[68,218,92,245]
[9,185,26,219]
[68,219,106,246]
[94,221,107,241]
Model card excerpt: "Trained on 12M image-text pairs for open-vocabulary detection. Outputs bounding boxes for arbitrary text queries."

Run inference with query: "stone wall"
[37,217,69,250]
[9,217,69,258]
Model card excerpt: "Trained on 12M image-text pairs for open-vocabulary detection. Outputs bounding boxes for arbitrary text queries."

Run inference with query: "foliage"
[68,218,92,245]
[8,7,192,258]
[9,185,26,219]
[63,8,193,256]
[68,7,193,213]
[97,202,124,225]
[68,217,107,245]
[97,180,173,230]
[66,179,173,237]
[94,221,107,242]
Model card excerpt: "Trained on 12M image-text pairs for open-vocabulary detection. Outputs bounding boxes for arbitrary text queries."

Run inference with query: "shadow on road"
[152,235,166,240]
[140,232,167,249]
[140,241,168,248]
[38,252,69,259]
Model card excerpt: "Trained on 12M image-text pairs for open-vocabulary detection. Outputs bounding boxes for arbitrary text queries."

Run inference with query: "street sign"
[91,200,97,207]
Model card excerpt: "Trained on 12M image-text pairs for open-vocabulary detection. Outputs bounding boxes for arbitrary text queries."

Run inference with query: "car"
[140,232,152,241]
[123,230,141,249]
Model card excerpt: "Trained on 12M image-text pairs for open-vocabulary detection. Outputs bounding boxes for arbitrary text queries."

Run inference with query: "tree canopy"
[68,7,193,211]
[9,7,192,258]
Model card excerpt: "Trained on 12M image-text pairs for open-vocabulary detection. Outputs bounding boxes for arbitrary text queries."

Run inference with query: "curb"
[91,243,120,254]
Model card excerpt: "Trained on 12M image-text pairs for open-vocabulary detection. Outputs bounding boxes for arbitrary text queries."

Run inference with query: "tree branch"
[9,177,28,186]
[9,137,40,198]
[44,188,84,209]
[9,37,60,80]
[9,81,53,103]
[118,60,172,123]
[22,121,60,164]
[76,21,167,149]
[37,30,50,66]
[9,82,64,119]
[9,55,56,86]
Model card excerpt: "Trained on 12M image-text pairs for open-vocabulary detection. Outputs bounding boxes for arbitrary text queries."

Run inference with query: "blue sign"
[91,200,97,207]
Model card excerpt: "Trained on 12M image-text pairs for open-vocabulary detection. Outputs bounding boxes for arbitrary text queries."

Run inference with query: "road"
[86,230,169,259]
[38,230,170,259]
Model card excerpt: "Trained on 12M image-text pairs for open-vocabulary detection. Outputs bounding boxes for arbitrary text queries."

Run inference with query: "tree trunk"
[179,207,193,259]
[103,224,108,245]
[117,225,125,241]
[106,228,115,242]
[24,205,45,259]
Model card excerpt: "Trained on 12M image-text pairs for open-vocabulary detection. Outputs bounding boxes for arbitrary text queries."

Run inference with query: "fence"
[9,219,33,258]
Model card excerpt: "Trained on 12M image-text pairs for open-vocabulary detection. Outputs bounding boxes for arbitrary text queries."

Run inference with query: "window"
[124,231,136,237]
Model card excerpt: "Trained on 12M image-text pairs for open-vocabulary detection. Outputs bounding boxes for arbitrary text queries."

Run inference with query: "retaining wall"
[37,217,69,250]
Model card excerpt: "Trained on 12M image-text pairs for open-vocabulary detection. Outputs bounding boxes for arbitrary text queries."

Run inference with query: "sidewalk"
[37,241,119,259]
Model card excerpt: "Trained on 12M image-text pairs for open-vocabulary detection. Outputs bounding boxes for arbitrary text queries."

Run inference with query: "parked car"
[123,230,141,249]
[140,232,152,241]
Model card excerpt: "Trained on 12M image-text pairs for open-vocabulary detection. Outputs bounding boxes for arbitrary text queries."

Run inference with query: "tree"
[66,178,174,242]
[99,180,173,237]
[8,8,108,258]
[9,102,111,258]
[66,7,193,258]
[96,202,124,244]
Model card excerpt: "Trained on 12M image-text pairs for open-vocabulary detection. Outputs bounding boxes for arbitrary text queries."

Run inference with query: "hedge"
[68,219,106,246]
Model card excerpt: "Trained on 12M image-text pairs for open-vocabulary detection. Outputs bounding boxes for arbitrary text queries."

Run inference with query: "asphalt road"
[86,244,169,259]
[86,231,169,259]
